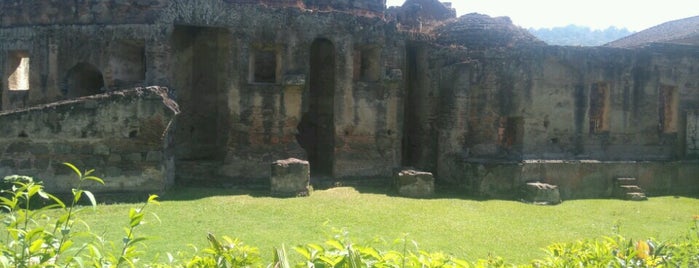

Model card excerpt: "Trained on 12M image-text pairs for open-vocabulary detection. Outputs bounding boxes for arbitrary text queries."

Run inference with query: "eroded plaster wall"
[0,87,178,193]
[1,0,696,198]
[433,44,699,196]
[0,1,404,186]
[0,25,164,109]
[150,1,404,184]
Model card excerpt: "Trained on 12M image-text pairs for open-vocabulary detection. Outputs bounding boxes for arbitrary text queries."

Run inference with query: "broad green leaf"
[26,227,45,240]
[29,237,44,253]
[307,243,325,253]
[128,208,137,219]
[63,162,82,178]
[73,189,83,203]
[128,236,148,246]
[27,184,41,197]
[83,176,105,185]
[130,213,144,227]
[294,246,312,259]
[47,193,66,209]
[59,239,74,253]
[83,190,98,208]
[326,239,344,251]
[0,196,17,209]
[37,189,49,199]
[147,194,160,205]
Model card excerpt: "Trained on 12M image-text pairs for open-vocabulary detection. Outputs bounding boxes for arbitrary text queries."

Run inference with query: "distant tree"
[528,25,635,46]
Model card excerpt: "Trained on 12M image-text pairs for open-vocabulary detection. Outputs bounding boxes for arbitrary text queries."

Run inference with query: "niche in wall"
[109,40,146,88]
[249,45,280,84]
[589,82,611,134]
[63,62,104,98]
[353,46,380,82]
[7,51,30,91]
[659,85,678,134]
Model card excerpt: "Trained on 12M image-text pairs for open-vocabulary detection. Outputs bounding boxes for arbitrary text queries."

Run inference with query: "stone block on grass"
[270,158,311,197]
[521,181,561,205]
[394,169,434,198]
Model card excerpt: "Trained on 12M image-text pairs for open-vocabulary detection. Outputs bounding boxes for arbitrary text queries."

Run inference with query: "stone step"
[617,185,645,193]
[626,192,648,201]
[614,177,638,186]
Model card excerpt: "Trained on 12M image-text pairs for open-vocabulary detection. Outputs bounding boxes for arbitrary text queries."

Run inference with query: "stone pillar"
[394,169,435,198]
[270,158,311,197]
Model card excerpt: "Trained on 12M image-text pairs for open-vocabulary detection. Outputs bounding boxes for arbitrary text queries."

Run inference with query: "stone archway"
[63,62,104,98]
[297,38,336,177]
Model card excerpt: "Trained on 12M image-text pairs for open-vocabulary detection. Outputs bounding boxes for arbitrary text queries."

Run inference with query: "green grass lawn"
[79,187,699,265]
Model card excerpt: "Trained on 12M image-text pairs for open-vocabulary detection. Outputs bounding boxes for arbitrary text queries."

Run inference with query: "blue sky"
[386,0,699,31]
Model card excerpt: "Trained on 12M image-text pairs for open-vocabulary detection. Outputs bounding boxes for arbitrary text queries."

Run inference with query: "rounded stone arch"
[63,62,105,98]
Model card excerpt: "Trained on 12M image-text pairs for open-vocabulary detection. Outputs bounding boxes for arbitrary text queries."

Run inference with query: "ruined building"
[0,0,697,199]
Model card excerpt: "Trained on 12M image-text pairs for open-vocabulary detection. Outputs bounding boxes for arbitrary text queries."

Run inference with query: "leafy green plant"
[292,227,475,268]
[184,233,262,267]
[0,163,163,267]
[0,162,105,267]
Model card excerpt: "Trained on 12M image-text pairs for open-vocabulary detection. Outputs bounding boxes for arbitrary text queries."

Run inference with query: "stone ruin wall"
[428,44,699,198]
[0,0,697,198]
[0,0,405,190]
[0,87,178,193]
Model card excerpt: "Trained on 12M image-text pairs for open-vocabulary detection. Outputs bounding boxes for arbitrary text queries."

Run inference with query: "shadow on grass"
[81,175,699,204]
[147,176,492,203]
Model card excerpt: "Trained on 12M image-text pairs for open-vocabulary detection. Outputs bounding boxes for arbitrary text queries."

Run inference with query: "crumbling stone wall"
[427,15,699,196]
[0,0,405,187]
[1,0,697,198]
[0,87,178,193]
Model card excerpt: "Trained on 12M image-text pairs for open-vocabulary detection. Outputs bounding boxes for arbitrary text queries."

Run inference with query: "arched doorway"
[63,63,104,98]
[297,38,336,178]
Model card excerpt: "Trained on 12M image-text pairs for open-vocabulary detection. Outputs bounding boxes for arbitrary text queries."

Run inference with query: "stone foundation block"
[270,158,311,197]
[521,182,561,205]
[394,169,434,198]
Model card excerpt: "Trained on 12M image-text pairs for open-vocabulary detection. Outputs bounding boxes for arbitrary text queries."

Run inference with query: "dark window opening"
[659,85,678,133]
[109,40,146,88]
[353,47,380,82]
[589,82,610,133]
[63,62,104,98]
[498,116,524,149]
[172,25,232,162]
[250,48,278,84]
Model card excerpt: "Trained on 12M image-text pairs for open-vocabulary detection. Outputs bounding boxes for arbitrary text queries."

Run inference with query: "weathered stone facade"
[0,87,178,193]
[0,0,697,198]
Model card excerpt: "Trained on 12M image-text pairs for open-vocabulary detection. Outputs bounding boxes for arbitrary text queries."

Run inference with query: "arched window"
[63,63,104,98]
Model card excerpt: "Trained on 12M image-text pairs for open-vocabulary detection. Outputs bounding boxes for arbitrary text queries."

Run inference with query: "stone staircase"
[612,177,647,201]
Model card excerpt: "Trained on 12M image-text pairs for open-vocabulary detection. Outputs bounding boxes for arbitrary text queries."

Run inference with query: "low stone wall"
[0,86,179,194]
[461,160,699,199]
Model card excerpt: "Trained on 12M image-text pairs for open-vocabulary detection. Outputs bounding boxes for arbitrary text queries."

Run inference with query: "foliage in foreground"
[0,164,698,267]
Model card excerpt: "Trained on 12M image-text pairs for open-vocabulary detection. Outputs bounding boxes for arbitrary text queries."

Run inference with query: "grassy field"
[78,187,699,265]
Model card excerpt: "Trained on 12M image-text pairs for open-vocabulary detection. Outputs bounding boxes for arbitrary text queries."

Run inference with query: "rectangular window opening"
[498,116,524,149]
[250,47,279,84]
[8,51,30,91]
[353,46,380,82]
[659,85,679,133]
[589,82,610,133]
